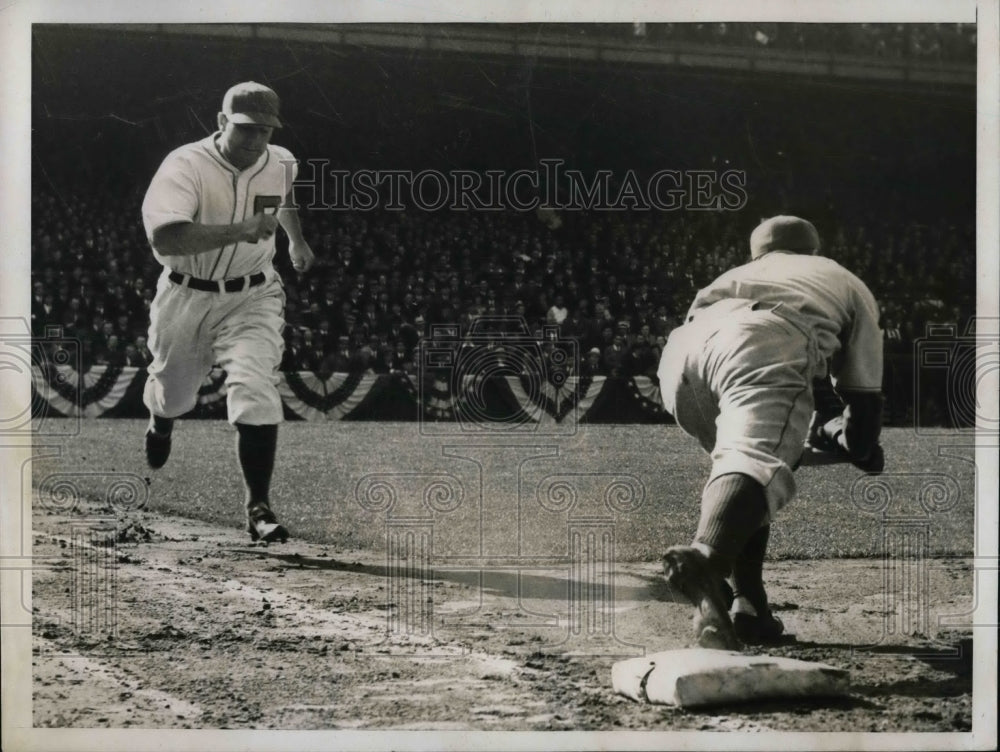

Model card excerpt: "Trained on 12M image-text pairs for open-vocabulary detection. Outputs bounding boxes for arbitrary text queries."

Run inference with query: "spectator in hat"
[603,333,629,378]
[329,335,353,373]
[581,346,605,377]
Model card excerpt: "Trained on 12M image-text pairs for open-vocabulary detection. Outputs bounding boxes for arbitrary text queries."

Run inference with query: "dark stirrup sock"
[235,423,278,507]
[731,524,771,614]
[150,414,174,436]
[693,473,770,573]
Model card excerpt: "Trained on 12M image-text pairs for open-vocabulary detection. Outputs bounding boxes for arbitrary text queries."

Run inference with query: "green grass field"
[33,420,976,561]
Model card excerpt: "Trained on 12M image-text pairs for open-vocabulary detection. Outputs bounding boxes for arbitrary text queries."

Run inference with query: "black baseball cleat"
[732,610,789,645]
[662,545,741,651]
[145,429,172,469]
[247,503,289,543]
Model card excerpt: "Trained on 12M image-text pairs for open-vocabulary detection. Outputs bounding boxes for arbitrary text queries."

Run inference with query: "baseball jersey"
[687,252,882,391]
[142,133,298,280]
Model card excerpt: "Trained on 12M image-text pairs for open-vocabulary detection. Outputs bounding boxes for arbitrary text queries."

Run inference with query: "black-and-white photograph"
[2,3,997,750]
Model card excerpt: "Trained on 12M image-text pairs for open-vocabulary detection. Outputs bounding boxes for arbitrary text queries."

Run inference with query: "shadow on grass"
[251,550,687,605]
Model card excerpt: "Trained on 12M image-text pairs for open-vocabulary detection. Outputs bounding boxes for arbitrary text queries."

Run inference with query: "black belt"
[169,270,265,293]
[687,299,774,323]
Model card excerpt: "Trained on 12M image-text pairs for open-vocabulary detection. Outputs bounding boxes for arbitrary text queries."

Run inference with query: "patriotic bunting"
[32,364,139,418]
[29,366,675,424]
[630,375,666,415]
[503,375,606,425]
[279,371,381,421]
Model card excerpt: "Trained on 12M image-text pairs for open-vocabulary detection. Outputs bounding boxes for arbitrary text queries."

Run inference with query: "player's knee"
[143,377,199,419]
[710,446,798,516]
[701,473,769,527]
[763,466,796,515]
[226,380,282,425]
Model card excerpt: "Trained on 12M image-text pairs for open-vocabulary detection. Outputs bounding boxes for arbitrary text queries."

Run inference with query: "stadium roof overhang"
[60,22,975,90]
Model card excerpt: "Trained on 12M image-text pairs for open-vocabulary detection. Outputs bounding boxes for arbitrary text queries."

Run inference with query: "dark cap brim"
[226,111,282,128]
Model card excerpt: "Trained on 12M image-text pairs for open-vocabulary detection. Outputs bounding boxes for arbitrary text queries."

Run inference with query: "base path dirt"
[31,495,973,732]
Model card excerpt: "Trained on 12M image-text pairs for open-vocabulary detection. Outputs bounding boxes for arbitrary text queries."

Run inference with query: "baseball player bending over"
[141,82,314,543]
[657,216,884,649]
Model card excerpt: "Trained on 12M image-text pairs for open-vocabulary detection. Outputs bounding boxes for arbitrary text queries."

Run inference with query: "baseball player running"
[141,81,314,543]
[657,216,885,649]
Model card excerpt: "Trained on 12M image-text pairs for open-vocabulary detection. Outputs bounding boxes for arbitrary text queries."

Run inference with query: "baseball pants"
[144,269,285,425]
[658,300,817,516]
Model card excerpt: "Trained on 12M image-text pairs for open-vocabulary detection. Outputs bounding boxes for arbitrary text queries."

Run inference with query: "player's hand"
[289,241,315,273]
[241,213,279,244]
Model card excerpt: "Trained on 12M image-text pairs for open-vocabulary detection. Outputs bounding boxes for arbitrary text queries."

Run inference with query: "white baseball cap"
[750,215,820,259]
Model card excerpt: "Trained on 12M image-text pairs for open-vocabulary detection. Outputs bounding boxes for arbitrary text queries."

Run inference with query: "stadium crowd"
[31,20,974,395]
[467,23,977,63]
[31,181,974,383]
[611,22,977,63]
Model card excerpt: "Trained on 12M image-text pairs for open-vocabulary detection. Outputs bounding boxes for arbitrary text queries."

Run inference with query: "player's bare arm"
[278,190,315,273]
[151,214,279,257]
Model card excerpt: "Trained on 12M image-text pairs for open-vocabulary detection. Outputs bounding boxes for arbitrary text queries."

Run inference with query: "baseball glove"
[807,415,844,453]
[809,415,885,473]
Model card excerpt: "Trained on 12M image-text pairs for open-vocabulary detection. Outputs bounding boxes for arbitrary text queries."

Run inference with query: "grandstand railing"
[65,23,974,89]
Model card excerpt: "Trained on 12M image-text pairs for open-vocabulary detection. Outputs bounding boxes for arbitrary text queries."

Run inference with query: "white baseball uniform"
[142,133,298,425]
[658,251,882,515]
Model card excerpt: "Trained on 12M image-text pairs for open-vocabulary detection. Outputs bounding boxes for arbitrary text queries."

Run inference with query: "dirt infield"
[31,493,974,732]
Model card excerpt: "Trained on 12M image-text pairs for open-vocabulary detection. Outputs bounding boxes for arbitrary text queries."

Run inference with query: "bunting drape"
[29,366,675,423]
